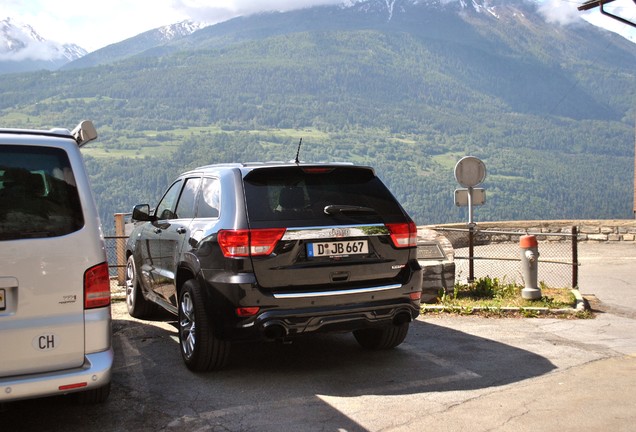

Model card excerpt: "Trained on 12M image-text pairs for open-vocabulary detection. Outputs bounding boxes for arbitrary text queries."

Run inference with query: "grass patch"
[424,276,580,317]
[431,152,465,170]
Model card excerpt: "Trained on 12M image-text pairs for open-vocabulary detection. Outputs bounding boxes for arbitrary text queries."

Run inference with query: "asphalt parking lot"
[4,242,636,431]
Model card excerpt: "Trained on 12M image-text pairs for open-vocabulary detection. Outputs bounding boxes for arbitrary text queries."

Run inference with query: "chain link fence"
[104,217,579,290]
[103,213,133,288]
[104,235,127,281]
[431,227,579,288]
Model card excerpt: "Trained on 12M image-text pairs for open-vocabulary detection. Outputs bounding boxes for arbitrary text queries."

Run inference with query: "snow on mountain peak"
[157,20,204,42]
[0,17,86,63]
[344,0,514,21]
[342,0,635,43]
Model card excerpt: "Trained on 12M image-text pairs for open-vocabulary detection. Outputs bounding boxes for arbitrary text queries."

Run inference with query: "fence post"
[572,226,578,288]
[468,225,475,283]
[114,213,126,286]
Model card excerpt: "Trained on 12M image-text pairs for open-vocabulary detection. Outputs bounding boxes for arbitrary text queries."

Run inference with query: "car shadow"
[223,319,556,395]
[3,317,556,431]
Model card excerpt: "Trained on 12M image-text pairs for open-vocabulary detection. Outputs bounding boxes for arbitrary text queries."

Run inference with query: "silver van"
[0,121,113,404]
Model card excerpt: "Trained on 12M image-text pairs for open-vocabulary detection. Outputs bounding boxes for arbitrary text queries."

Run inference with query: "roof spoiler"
[71,120,98,147]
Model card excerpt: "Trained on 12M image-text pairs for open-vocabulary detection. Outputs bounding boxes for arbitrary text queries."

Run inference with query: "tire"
[125,255,159,319]
[353,322,410,350]
[178,279,230,372]
[75,382,111,404]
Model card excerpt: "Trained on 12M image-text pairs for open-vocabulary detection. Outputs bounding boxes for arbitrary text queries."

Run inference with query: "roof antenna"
[294,137,303,164]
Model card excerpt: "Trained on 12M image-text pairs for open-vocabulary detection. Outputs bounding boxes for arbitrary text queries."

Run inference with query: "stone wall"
[575,222,636,242]
[425,220,636,243]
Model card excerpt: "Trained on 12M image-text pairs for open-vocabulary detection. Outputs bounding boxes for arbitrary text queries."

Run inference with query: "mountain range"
[0,18,203,75]
[0,0,634,229]
[61,20,204,71]
[2,0,636,74]
[0,18,86,74]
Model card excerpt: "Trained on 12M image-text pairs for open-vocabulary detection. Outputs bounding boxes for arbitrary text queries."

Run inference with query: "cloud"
[536,0,636,42]
[537,0,583,26]
[169,0,348,24]
[2,0,191,52]
[0,42,61,62]
[3,0,635,53]
[579,0,636,41]
[0,18,65,61]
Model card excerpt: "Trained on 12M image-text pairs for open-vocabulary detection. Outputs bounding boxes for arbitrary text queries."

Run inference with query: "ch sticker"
[32,334,58,351]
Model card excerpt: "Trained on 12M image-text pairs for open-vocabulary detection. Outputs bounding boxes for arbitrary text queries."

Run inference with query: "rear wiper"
[323,205,377,215]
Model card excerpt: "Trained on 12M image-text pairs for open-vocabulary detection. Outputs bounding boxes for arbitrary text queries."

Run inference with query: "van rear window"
[243,166,405,228]
[0,146,84,240]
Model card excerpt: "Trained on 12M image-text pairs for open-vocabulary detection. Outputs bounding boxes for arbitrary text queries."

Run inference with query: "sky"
[1,0,635,52]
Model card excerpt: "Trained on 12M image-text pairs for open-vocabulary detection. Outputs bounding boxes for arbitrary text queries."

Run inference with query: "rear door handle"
[154,228,162,234]
[177,227,187,234]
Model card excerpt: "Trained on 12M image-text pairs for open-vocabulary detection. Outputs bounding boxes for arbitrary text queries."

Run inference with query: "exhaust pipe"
[262,321,288,340]
[393,312,412,326]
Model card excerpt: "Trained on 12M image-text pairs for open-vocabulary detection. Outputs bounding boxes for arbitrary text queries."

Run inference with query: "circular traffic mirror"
[454,156,486,188]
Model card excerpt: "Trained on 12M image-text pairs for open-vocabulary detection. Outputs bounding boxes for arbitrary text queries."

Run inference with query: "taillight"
[218,228,286,257]
[236,307,260,317]
[301,167,334,174]
[218,230,250,256]
[84,262,111,309]
[250,228,286,255]
[387,221,418,248]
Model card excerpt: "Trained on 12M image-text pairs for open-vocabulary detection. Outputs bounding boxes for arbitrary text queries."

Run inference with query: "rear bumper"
[200,261,423,341]
[254,301,419,340]
[0,348,113,403]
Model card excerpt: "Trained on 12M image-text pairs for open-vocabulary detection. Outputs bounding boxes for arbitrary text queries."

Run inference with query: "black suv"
[125,163,422,371]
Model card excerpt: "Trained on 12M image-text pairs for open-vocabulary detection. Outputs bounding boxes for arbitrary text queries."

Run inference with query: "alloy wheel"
[179,291,196,360]
[125,258,136,310]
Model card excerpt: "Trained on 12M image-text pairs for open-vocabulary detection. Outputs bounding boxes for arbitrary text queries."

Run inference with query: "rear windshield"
[0,145,84,240]
[243,166,406,228]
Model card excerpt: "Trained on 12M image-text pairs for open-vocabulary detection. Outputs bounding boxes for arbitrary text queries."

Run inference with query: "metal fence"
[431,227,579,288]
[104,235,128,283]
[103,213,131,286]
[104,220,579,289]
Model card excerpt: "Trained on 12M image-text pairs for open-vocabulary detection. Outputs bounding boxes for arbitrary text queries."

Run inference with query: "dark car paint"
[126,163,422,342]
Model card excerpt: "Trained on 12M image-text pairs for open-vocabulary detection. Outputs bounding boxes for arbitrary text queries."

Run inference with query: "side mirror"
[132,204,152,222]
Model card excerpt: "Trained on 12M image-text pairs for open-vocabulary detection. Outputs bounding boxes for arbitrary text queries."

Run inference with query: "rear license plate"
[0,288,5,310]
[307,240,368,257]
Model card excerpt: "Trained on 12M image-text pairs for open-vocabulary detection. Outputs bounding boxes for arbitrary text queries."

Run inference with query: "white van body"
[0,122,112,404]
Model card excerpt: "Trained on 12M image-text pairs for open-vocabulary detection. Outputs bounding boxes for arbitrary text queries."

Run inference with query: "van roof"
[0,120,97,147]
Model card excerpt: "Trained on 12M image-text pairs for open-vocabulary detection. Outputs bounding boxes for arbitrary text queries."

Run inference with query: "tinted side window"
[243,166,405,228]
[175,177,201,219]
[155,180,183,220]
[0,145,83,240]
[196,177,220,218]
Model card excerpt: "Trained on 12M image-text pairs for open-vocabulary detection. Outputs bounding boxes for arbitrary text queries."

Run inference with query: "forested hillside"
[0,0,634,233]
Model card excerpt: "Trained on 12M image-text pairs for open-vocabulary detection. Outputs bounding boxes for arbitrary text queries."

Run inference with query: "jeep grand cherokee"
[125,163,422,371]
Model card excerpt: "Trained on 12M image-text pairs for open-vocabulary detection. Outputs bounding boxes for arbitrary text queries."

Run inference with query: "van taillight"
[84,262,111,309]
[386,221,418,248]
[218,228,286,257]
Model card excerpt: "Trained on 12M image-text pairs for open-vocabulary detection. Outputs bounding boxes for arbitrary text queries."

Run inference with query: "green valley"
[0,0,634,232]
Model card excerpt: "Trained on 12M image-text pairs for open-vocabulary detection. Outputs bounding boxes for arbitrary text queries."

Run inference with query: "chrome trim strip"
[281,224,388,241]
[272,283,402,299]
